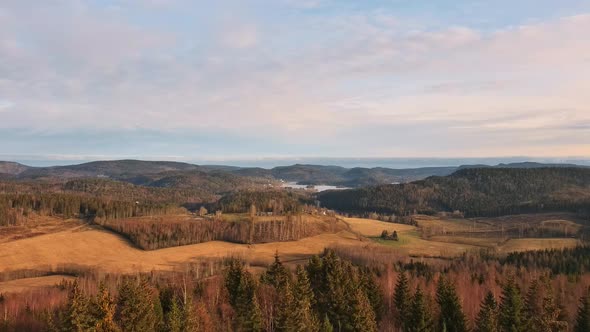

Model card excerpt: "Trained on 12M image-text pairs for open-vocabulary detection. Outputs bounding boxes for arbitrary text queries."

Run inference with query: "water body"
[281,182,349,192]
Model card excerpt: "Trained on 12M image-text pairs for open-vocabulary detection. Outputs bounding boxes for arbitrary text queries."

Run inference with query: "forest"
[2,248,590,331]
[97,213,337,250]
[317,168,590,218]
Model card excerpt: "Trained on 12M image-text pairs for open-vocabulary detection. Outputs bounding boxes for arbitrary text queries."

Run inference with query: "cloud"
[221,23,258,49]
[0,1,588,157]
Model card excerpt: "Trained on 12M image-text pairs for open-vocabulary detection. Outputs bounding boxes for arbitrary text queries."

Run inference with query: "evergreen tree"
[116,278,158,332]
[436,276,467,332]
[474,291,498,332]
[394,272,411,329]
[248,294,263,332]
[92,283,119,332]
[351,287,378,332]
[275,281,297,332]
[499,277,524,332]
[524,278,543,330]
[408,286,432,332]
[293,265,319,332]
[538,279,567,331]
[165,298,183,332]
[523,277,566,331]
[225,258,246,307]
[233,269,262,331]
[575,287,590,332]
[359,267,383,321]
[64,280,92,332]
[261,251,291,289]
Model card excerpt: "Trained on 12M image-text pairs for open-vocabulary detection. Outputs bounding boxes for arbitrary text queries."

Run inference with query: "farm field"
[0,213,583,294]
[0,275,75,293]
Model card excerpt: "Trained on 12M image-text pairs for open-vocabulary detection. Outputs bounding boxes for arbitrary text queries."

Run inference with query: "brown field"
[0,275,75,293]
[341,217,416,236]
[0,214,582,293]
[497,238,581,253]
[0,223,364,274]
[0,216,82,244]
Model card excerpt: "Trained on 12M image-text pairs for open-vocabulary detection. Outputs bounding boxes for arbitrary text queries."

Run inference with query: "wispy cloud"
[0,1,588,157]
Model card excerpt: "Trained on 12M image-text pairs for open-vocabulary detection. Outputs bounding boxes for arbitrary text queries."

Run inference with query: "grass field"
[0,213,583,293]
[0,275,75,293]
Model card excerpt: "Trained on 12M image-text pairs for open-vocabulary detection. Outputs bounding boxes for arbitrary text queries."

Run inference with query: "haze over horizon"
[3,155,590,169]
[1,1,589,159]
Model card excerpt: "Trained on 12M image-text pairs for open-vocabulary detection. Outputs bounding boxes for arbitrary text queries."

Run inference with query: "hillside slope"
[318,167,590,217]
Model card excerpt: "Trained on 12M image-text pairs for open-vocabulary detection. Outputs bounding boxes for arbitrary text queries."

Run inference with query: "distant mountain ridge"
[1,159,588,188]
[0,161,30,175]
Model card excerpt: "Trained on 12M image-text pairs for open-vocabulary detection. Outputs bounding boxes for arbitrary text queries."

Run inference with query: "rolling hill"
[317,167,590,217]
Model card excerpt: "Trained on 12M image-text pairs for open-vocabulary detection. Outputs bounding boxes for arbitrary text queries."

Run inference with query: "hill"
[3,160,590,190]
[17,159,200,179]
[0,161,30,175]
[317,167,590,217]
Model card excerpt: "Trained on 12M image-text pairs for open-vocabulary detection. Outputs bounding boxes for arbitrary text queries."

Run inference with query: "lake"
[281,182,350,192]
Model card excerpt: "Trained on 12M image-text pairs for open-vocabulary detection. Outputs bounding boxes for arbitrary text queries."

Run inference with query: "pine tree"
[261,251,291,289]
[474,291,498,332]
[394,272,411,329]
[351,287,378,332]
[408,286,432,332]
[359,267,383,321]
[575,287,590,332]
[64,280,92,332]
[523,277,566,331]
[248,294,263,332]
[232,268,262,332]
[499,277,524,332]
[293,265,319,332]
[92,283,119,332]
[225,258,246,307]
[275,280,297,332]
[166,298,183,332]
[538,279,567,331]
[523,278,543,330]
[116,278,158,332]
[436,276,467,332]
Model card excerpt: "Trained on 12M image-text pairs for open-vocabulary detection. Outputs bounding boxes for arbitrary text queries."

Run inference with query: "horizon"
[1,1,589,158]
[3,155,590,169]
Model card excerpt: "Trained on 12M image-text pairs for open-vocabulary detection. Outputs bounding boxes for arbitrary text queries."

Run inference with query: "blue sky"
[1,0,589,164]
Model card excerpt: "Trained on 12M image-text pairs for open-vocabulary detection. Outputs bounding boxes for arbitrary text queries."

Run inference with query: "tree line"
[0,193,179,226]
[98,213,332,250]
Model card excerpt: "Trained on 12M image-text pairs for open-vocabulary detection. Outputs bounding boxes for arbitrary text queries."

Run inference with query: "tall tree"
[275,280,297,332]
[394,272,411,330]
[116,278,158,332]
[408,286,432,332]
[499,277,524,332]
[64,280,93,332]
[165,298,183,332]
[524,277,566,331]
[92,283,119,332]
[474,291,498,332]
[261,251,291,289]
[436,276,467,332]
[292,265,319,332]
[351,287,378,332]
[359,267,383,321]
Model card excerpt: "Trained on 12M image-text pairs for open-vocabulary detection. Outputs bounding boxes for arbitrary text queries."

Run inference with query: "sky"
[1,0,589,165]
